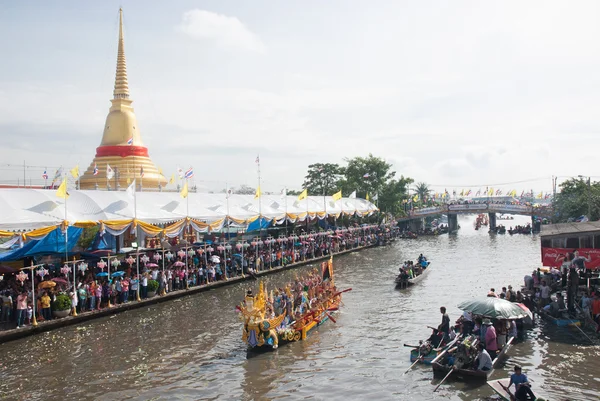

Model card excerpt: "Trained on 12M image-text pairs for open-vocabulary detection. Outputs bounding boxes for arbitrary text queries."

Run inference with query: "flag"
[363,173,370,178]
[537,191,543,199]
[349,190,357,199]
[168,174,175,185]
[520,190,524,198]
[280,188,287,199]
[467,189,472,196]
[488,187,494,196]
[158,167,163,175]
[255,155,260,164]
[413,194,419,202]
[139,166,144,178]
[106,164,114,180]
[366,193,370,201]
[332,190,342,201]
[180,181,188,198]
[254,186,261,199]
[126,179,136,198]
[127,137,133,145]
[51,167,63,185]
[460,189,464,196]
[227,188,233,199]
[42,169,48,180]
[476,189,481,196]
[184,167,194,179]
[93,163,98,176]
[298,189,308,201]
[56,178,69,199]
[373,193,378,201]
[177,167,184,179]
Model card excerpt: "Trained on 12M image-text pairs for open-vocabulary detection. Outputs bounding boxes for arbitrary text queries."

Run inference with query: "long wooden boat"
[395,261,431,287]
[409,334,461,365]
[239,256,350,352]
[538,308,581,327]
[487,378,512,400]
[432,336,514,383]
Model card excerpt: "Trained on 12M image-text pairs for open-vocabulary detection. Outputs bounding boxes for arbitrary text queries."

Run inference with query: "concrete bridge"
[398,203,553,232]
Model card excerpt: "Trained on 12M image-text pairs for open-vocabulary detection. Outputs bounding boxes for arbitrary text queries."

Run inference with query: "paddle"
[498,381,515,401]
[403,343,420,348]
[404,354,425,374]
[433,366,455,392]
[325,312,336,323]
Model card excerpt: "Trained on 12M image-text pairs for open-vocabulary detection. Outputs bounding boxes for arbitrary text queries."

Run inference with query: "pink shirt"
[17,294,28,310]
[485,325,498,351]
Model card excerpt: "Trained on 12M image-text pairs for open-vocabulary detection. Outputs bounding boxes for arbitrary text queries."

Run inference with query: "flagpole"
[64,172,68,271]
[306,194,309,231]
[226,182,230,242]
[284,188,288,236]
[134,179,141,302]
[257,155,262,238]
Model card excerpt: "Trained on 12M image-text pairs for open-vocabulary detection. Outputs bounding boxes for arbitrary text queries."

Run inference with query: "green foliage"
[78,226,99,250]
[286,189,302,196]
[232,184,256,195]
[553,177,600,222]
[299,154,413,218]
[52,294,72,311]
[414,182,430,203]
[147,279,159,292]
[302,163,344,195]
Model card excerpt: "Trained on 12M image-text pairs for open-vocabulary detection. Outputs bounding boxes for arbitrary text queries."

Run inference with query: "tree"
[302,163,344,195]
[414,182,430,204]
[339,154,412,217]
[553,177,600,222]
[231,184,256,195]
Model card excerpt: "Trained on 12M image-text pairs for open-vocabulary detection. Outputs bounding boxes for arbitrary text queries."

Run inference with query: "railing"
[401,202,553,220]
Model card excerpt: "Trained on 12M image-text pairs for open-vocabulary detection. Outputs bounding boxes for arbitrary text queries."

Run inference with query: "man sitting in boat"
[475,343,493,372]
[508,365,537,400]
[427,328,444,348]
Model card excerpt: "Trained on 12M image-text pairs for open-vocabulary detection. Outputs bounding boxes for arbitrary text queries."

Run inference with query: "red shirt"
[592,299,600,315]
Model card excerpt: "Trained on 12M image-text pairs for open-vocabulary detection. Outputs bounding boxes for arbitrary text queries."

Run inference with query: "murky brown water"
[1,215,598,400]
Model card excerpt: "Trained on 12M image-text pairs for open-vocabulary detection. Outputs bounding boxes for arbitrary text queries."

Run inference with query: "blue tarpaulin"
[0,227,83,261]
[247,217,272,232]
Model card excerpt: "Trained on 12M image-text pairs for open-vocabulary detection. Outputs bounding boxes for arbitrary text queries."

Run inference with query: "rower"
[438,306,450,340]
[475,343,492,372]
[508,365,537,400]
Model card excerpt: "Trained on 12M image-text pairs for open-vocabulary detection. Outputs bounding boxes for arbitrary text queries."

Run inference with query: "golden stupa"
[79,9,166,190]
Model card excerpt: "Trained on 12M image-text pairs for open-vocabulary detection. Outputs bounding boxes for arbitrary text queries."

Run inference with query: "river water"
[1,215,598,400]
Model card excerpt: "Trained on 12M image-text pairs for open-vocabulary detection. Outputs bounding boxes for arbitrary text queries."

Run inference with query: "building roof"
[540,221,600,238]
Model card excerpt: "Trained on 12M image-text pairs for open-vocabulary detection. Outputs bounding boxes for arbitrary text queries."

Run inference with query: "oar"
[403,343,420,348]
[433,366,455,392]
[325,312,336,323]
[571,318,597,345]
[498,381,516,401]
[404,354,425,374]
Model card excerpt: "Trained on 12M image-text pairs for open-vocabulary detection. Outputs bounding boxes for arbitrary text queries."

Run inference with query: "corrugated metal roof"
[540,221,600,238]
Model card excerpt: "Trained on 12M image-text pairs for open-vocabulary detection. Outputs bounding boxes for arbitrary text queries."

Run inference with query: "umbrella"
[233,254,242,258]
[146,263,158,268]
[111,271,125,278]
[51,277,68,284]
[96,272,109,277]
[517,303,533,320]
[457,297,528,319]
[38,281,56,289]
[0,265,17,274]
[211,255,221,263]
[173,261,185,267]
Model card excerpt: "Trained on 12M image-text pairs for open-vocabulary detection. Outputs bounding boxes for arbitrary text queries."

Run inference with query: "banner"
[541,247,600,270]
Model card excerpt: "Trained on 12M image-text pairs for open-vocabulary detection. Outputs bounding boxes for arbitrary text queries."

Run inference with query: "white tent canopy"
[0,189,378,231]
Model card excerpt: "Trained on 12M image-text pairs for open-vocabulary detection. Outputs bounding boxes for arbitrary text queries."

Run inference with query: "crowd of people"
[0,225,394,331]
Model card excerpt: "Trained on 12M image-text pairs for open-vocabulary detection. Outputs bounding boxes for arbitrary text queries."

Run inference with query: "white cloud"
[177,9,266,53]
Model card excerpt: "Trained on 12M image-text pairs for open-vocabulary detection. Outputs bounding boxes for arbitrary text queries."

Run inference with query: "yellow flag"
[70,165,79,179]
[158,166,163,175]
[254,186,261,199]
[488,187,494,196]
[56,178,69,199]
[413,194,419,202]
[366,193,370,201]
[169,174,175,185]
[298,188,308,201]
[537,191,543,199]
[332,190,342,201]
[180,181,188,198]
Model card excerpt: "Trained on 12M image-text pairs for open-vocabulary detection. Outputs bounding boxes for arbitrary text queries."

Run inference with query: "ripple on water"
[0,215,598,400]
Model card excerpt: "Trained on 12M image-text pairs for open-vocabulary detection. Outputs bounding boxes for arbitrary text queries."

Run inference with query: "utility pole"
[587,177,592,219]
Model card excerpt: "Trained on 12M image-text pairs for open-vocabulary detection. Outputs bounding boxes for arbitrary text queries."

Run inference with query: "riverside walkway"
[0,243,376,344]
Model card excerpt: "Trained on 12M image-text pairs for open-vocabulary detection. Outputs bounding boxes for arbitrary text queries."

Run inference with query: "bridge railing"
[403,202,553,219]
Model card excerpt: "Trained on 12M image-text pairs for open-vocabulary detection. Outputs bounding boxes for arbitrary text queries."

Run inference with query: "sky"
[1,1,600,194]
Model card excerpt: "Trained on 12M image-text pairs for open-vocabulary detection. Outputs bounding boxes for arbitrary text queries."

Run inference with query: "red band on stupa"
[95,146,149,158]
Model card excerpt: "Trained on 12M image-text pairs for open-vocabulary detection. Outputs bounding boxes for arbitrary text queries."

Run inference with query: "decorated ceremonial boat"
[238,256,350,351]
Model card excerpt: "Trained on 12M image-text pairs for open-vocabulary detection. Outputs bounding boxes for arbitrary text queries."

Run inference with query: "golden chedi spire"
[113,8,129,99]
[79,8,166,190]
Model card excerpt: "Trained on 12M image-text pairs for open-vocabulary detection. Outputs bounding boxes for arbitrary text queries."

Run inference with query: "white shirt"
[142,277,148,286]
[540,285,550,299]
[477,349,493,370]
